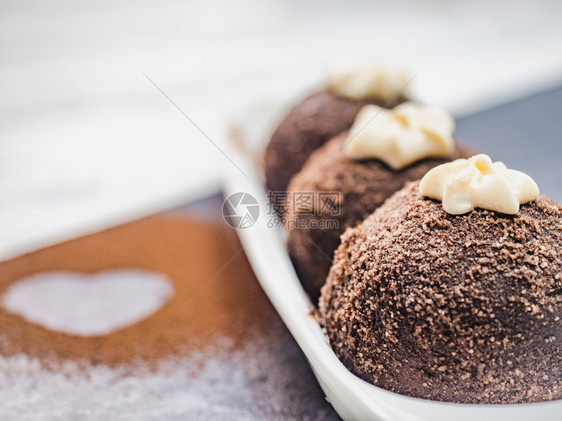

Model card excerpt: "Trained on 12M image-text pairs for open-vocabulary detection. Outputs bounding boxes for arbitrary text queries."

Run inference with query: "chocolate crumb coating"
[319,181,562,404]
[264,90,404,195]
[286,133,475,302]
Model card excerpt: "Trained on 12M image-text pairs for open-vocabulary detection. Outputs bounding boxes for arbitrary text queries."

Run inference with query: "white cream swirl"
[326,64,411,100]
[344,102,455,169]
[419,154,539,215]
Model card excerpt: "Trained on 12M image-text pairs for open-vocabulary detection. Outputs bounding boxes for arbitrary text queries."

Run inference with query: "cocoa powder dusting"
[0,216,276,368]
[320,181,562,404]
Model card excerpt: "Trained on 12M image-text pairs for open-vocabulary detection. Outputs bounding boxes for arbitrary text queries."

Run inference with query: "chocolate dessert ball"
[264,91,404,195]
[286,133,475,302]
[320,181,562,404]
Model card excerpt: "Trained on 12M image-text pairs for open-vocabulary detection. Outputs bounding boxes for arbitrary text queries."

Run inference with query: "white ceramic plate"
[222,100,562,421]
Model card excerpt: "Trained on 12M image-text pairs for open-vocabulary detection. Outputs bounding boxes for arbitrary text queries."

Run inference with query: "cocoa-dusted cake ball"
[320,156,562,404]
[264,64,409,195]
[286,103,475,302]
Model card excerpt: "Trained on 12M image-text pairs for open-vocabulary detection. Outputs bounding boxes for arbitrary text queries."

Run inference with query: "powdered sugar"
[0,333,337,420]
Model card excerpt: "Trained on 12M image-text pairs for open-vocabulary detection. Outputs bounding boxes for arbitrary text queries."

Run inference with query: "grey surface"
[456,85,562,202]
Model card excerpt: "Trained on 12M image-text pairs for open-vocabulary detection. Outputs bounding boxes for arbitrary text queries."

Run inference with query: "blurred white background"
[1,0,562,260]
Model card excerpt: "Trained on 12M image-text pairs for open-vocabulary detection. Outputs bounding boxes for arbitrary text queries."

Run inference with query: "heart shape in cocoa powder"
[1,269,174,337]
